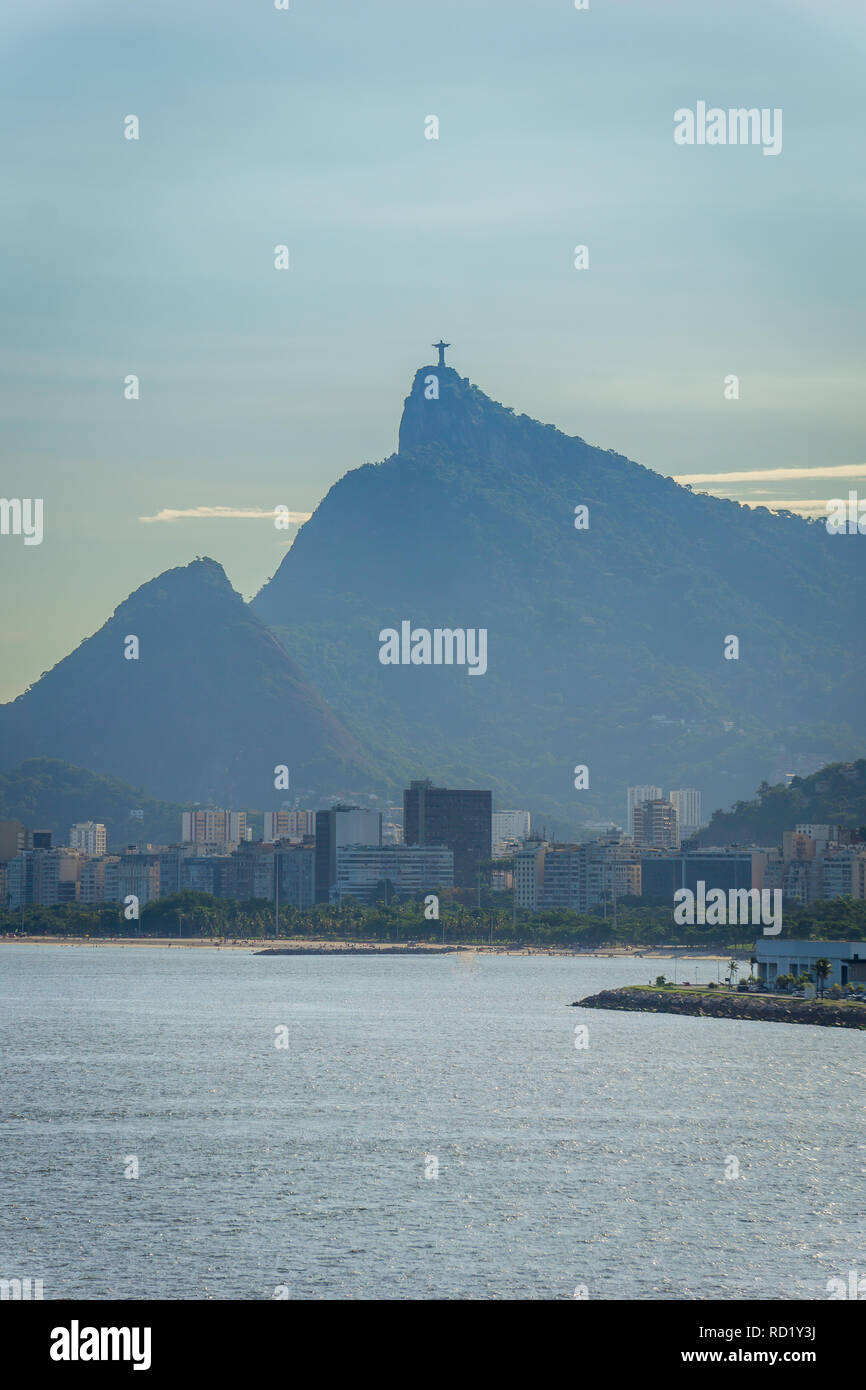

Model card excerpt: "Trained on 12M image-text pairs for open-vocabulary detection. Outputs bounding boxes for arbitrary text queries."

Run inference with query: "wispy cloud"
[674,465,866,485]
[752,500,830,516]
[138,506,313,524]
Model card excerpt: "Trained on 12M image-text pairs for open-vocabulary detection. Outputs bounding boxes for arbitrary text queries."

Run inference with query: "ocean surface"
[2,944,864,1301]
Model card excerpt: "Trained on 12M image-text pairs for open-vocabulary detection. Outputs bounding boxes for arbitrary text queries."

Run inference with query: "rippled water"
[2,944,864,1300]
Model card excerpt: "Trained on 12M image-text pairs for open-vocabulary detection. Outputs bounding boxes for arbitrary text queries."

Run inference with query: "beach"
[0,934,737,960]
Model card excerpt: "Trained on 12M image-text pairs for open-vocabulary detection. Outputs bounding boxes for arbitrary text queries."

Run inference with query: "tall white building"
[627,786,662,836]
[669,790,702,838]
[513,841,547,910]
[492,811,531,849]
[181,810,246,845]
[69,821,107,855]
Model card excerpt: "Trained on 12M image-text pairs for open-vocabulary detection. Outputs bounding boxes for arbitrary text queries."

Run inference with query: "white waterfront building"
[755,939,866,990]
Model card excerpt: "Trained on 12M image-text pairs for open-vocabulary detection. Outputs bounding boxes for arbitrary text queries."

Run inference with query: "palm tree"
[814,958,832,1000]
[727,957,739,988]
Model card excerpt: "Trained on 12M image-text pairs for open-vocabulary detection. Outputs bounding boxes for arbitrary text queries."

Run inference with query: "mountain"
[253,360,866,828]
[694,759,866,847]
[0,759,193,849]
[0,559,372,805]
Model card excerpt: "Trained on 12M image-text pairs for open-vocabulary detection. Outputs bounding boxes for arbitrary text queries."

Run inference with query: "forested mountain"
[253,362,866,826]
[0,559,373,805]
[695,759,866,846]
[0,759,191,849]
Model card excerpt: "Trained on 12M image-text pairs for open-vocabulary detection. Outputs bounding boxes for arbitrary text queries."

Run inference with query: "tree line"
[4,889,866,946]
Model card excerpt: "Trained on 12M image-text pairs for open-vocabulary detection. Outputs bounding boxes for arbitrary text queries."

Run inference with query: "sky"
[1,0,864,700]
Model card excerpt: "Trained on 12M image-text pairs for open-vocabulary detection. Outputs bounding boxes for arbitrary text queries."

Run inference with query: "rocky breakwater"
[573,987,866,1030]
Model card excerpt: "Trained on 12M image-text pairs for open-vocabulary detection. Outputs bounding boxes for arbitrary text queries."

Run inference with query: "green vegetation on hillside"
[696,759,866,846]
[0,759,193,851]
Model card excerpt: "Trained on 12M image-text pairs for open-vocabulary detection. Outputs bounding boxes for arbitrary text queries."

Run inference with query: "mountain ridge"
[0,557,374,805]
[3,362,863,826]
[253,360,866,826]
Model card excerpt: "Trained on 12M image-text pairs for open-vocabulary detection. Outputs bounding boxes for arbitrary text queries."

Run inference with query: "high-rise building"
[403,780,492,890]
[181,810,247,845]
[819,847,866,901]
[314,805,382,903]
[70,822,107,856]
[263,810,316,843]
[492,811,531,851]
[334,845,453,905]
[669,790,702,839]
[6,849,82,907]
[104,853,160,906]
[80,856,116,904]
[521,835,641,915]
[794,824,844,851]
[155,846,192,897]
[513,841,547,911]
[181,857,229,896]
[578,832,641,910]
[0,820,26,862]
[538,844,581,910]
[275,847,316,908]
[762,827,861,906]
[627,786,663,836]
[632,798,680,851]
[221,842,277,901]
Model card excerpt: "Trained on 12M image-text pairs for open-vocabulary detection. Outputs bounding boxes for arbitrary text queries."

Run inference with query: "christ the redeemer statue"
[433,340,450,368]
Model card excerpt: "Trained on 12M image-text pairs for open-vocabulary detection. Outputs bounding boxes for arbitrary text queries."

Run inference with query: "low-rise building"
[755,939,866,990]
[641,848,763,903]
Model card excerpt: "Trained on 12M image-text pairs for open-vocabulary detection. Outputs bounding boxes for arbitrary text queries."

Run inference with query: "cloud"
[751,500,830,515]
[138,506,313,524]
[673,464,866,485]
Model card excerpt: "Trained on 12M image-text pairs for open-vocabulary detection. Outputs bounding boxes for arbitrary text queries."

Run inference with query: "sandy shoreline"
[0,935,739,961]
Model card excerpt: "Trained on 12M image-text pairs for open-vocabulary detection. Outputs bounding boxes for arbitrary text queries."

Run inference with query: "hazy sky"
[2,0,864,699]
